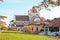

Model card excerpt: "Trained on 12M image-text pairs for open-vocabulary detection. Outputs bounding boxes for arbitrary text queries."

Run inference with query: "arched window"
[34,18,40,22]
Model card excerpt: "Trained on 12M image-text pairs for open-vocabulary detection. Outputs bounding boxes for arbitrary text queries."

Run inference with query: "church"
[14,6,46,33]
[9,6,60,36]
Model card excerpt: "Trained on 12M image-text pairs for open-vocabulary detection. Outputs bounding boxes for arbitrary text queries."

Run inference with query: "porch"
[39,26,60,36]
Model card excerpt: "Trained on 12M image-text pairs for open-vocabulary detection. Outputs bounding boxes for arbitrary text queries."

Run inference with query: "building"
[14,15,29,31]
[11,6,60,36]
[46,18,60,36]
[14,6,46,33]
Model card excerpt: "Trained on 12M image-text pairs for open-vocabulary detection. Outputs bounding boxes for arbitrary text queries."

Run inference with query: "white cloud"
[40,6,60,20]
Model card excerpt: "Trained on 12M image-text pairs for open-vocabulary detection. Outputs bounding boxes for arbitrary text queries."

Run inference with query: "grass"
[0,30,59,40]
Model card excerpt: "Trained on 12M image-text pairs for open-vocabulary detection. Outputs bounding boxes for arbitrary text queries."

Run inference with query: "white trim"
[15,21,29,25]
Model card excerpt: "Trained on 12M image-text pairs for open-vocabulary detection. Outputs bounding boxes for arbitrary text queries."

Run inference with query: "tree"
[48,0,60,6]
[0,16,7,20]
[0,16,7,30]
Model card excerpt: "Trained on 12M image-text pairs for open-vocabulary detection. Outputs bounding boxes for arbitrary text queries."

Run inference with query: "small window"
[36,27,38,31]
[32,27,33,31]
[34,18,40,22]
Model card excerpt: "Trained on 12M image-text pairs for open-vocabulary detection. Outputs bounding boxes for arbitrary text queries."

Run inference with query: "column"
[47,27,49,34]
[58,27,60,35]
[44,26,46,35]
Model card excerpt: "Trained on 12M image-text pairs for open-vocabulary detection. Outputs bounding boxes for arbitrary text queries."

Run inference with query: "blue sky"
[0,0,60,25]
[0,0,41,25]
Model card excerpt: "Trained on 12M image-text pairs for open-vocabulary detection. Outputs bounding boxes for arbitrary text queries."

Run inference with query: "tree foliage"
[48,0,60,5]
[0,16,7,30]
[0,16,7,20]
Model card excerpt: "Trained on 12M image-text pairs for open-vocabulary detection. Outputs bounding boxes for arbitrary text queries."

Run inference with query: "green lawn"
[0,31,59,40]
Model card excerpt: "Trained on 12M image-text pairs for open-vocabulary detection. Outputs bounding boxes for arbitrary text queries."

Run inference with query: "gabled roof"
[15,15,29,21]
[31,6,37,13]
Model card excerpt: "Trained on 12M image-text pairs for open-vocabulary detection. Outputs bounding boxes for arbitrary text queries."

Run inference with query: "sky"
[0,0,60,25]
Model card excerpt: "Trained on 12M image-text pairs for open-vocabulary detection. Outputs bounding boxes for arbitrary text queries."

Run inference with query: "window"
[36,27,38,31]
[34,18,40,22]
[32,27,33,31]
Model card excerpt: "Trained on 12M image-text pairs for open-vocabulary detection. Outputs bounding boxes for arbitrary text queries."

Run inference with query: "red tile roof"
[46,18,60,27]
[15,15,29,21]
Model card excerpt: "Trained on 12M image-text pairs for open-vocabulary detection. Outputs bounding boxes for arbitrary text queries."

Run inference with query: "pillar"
[44,26,47,35]
[47,27,49,34]
[59,27,60,32]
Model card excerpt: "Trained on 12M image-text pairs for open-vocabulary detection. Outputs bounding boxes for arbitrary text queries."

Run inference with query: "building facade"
[14,15,29,31]
[14,6,46,33]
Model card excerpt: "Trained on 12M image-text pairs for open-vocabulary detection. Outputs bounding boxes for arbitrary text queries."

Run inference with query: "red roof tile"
[15,15,29,21]
[46,18,60,27]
